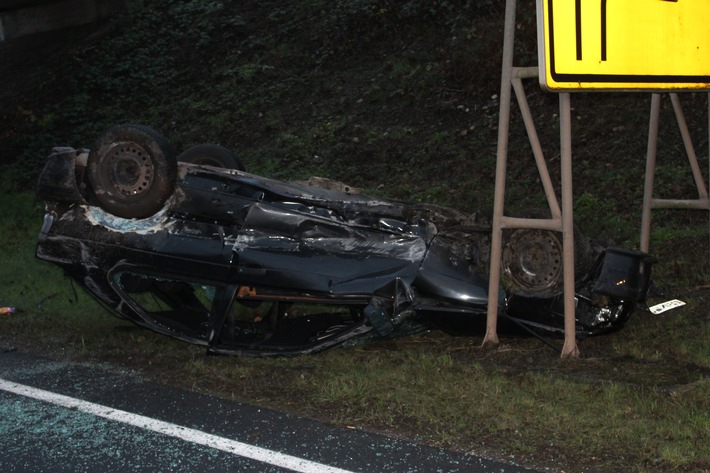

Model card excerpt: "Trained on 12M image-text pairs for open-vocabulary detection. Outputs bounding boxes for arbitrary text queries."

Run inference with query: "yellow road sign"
[537,0,710,91]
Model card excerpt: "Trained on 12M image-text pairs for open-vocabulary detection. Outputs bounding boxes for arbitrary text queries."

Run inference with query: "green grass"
[0,191,123,349]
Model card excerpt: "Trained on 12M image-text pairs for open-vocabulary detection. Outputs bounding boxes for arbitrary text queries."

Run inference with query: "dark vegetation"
[1,1,708,472]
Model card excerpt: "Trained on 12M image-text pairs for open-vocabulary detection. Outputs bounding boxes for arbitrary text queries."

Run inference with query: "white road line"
[0,378,356,473]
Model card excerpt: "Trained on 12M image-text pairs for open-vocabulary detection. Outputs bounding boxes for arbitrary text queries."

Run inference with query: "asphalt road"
[0,350,540,472]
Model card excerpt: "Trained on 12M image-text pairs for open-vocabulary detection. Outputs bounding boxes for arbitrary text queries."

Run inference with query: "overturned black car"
[35,125,655,356]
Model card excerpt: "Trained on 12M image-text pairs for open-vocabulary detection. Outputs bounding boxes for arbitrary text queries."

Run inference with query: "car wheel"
[86,124,177,219]
[178,144,245,170]
[502,209,596,298]
[502,228,564,297]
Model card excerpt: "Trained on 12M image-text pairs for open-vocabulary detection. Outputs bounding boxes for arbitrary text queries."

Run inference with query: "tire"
[178,144,245,171]
[86,124,177,219]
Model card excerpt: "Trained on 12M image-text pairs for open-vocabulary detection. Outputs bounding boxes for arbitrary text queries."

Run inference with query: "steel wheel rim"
[104,142,153,196]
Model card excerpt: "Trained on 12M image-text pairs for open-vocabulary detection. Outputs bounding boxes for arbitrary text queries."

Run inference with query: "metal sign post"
[485,0,710,357]
[484,0,579,357]
[640,93,710,253]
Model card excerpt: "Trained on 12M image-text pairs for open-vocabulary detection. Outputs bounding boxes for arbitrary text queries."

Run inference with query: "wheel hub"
[503,229,563,297]
[106,143,153,196]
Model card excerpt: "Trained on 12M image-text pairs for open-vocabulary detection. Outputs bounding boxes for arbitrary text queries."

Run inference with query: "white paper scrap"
[649,299,686,315]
